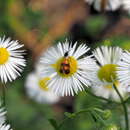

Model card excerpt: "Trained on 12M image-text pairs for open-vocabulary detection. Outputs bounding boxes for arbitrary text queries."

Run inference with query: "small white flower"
[0,124,12,130]
[85,0,122,12]
[0,102,12,130]
[117,50,130,92]
[25,71,60,104]
[40,40,96,96]
[89,46,127,101]
[0,37,26,83]
[0,107,6,125]
[122,0,130,14]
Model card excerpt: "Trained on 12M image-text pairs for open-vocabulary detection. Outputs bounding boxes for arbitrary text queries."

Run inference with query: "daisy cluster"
[39,40,130,101]
[85,0,130,12]
[1,35,130,104]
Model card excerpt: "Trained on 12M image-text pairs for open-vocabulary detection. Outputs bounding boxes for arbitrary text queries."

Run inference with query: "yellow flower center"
[105,81,119,89]
[0,48,9,65]
[38,77,50,91]
[98,64,117,83]
[52,56,78,78]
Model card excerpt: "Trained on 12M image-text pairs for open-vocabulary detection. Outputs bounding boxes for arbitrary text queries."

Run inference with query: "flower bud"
[102,109,112,120]
[103,124,118,130]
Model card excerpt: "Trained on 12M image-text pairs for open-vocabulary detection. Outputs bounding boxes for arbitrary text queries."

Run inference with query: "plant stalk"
[113,84,129,130]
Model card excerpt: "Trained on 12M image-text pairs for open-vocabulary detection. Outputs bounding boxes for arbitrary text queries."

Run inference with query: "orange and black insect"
[60,51,70,74]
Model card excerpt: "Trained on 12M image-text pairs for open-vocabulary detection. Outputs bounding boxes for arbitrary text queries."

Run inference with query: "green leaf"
[64,112,76,118]
[90,112,97,122]
[48,119,59,130]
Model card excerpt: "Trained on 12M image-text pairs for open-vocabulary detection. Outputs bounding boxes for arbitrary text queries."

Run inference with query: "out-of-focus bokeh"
[1,0,130,129]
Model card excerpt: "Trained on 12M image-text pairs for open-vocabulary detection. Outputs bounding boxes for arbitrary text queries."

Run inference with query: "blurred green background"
[1,0,130,130]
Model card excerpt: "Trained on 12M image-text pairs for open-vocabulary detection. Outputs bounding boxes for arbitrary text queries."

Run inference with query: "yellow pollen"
[104,81,120,89]
[52,56,78,78]
[0,48,9,65]
[38,77,50,91]
[98,64,117,83]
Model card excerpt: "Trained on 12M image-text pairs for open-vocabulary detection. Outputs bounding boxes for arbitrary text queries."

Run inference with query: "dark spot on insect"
[60,69,70,74]
[64,51,69,57]
[65,69,70,74]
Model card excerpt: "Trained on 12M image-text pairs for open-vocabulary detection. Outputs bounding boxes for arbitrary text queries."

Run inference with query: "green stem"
[113,84,129,130]
[2,83,6,106]
[85,89,119,104]
[58,108,91,129]
[91,110,106,126]
[58,117,68,129]
[58,107,108,129]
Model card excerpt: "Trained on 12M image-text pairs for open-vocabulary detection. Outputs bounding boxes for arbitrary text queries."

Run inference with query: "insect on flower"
[40,41,96,96]
[60,51,71,75]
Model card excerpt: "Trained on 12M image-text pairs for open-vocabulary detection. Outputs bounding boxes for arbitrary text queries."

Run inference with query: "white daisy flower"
[117,50,130,92]
[0,37,26,83]
[89,46,127,101]
[122,0,130,13]
[40,40,96,96]
[25,72,60,104]
[0,124,12,130]
[0,102,12,130]
[85,0,122,12]
[0,107,6,125]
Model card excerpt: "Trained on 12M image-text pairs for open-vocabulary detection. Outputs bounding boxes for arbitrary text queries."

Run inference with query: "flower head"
[103,124,118,130]
[0,37,26,83]
[117,50,130,92]
[25,70,60,104]
[40,41,96,96]
[88,46,127,100]
[85,0,122,12]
